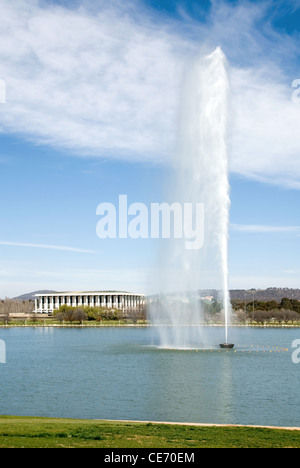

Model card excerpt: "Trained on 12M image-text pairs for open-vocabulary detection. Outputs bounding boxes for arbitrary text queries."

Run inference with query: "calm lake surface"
[0,326,299,427]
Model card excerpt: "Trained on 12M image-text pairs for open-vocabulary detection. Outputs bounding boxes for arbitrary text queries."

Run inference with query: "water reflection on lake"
[0,326,298,427]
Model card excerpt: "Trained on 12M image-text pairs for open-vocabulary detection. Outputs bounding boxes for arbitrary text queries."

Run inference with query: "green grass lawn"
[0,416,299,448]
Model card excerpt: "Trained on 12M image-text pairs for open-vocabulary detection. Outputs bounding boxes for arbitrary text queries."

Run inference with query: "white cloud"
[0,0,184,162]
[0,265,147,298]
[0,241,97,253]
[229,67,300,189]
[229,274,300,289]
[0,0,299,187]
[231,224,300,233]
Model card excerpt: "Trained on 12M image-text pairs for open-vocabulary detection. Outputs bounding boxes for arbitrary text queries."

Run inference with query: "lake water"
[0,326,299,427]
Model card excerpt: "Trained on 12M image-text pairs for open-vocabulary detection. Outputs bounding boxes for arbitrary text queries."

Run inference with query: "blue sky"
[0,0,300,297]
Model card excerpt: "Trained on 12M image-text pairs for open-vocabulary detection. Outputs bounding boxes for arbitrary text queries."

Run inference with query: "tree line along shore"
[0,296,300,326]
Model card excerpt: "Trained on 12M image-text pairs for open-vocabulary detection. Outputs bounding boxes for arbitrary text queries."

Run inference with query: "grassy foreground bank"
[0,416,299,448]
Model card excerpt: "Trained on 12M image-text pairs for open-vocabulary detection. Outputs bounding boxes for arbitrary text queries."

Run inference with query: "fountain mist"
[149,47,231,348]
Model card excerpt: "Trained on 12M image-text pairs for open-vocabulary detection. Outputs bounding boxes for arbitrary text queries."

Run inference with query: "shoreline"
[0,323,299,328]
[101,418,300,431]
[1,415,299,431]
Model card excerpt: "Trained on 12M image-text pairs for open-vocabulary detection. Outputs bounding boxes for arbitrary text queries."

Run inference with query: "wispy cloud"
[0,265,146,298]
[229,274,300,289]
[0,0,299,187]
[0,0,183,162]
[231,224,300,233]
[0,241,97,254]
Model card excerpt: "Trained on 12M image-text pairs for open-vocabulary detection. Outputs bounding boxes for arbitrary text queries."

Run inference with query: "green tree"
[281,298,292,310]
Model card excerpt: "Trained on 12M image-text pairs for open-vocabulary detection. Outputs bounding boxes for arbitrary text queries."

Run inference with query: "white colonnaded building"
[34,291,145,315]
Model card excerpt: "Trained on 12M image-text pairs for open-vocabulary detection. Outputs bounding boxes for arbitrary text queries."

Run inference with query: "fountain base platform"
[219,343,234,349]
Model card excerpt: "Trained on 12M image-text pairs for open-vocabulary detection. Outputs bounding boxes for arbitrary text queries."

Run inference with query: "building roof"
[35,291,144,297]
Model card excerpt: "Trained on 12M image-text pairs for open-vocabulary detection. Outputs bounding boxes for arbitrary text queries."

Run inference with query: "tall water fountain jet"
[149,47,232,348]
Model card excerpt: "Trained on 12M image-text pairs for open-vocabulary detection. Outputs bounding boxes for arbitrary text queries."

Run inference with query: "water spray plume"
[149,47,232,348]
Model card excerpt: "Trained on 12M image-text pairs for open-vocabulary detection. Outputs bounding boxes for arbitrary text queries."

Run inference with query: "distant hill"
[199,288,300,301]
[229,288,300,301]
[13,290,57,301]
